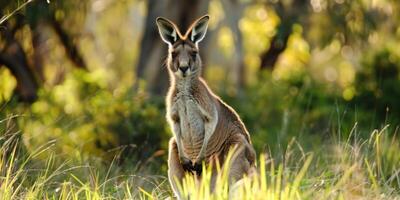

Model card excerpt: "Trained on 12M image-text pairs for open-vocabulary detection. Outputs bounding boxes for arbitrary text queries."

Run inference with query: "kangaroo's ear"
[188,15,209,45]
[156,17,179,45]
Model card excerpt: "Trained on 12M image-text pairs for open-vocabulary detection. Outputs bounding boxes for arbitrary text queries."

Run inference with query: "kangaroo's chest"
[174,96,204,139]
[171,95,205,158]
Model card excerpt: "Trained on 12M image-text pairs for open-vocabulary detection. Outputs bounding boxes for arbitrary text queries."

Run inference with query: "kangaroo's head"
[156,15,209,79]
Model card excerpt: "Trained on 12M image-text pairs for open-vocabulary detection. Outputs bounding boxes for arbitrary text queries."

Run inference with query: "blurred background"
[0,0,399,173]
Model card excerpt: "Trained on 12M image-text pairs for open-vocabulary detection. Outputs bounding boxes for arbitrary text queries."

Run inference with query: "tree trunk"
[0,41,39,102]
[221,0,246,90]
[30,21,47,81]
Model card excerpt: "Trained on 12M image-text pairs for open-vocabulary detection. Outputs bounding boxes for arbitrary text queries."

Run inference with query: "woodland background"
[0,0,400,198]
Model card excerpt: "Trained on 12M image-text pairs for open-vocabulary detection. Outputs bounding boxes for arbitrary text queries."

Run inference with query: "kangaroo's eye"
[191,51,197,60]
[171,52,178,59]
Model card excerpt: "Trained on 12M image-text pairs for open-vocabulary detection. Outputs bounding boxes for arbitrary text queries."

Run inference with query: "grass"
[170,125,400,200]
[0,0,39,25]
[0,117,400,200]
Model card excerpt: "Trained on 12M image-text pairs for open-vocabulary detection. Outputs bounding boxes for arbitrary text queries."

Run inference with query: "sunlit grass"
[148,125,400,200]
[0,0,37,25]
[1,117,399,199]
[0,122,170,199]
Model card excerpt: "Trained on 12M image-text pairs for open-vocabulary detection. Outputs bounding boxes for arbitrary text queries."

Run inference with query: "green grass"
[0,121,399,200]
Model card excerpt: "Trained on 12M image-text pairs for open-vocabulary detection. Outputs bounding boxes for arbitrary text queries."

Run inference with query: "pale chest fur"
[169,91,206,160]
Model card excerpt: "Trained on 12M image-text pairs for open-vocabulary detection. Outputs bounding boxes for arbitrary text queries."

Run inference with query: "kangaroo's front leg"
[170,112,192,170]
[194,104,218,167]
[174,122,193,170]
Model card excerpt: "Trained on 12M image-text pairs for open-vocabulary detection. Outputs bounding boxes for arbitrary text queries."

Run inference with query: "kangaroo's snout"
[179,66,189,73]
[177,58,191,77]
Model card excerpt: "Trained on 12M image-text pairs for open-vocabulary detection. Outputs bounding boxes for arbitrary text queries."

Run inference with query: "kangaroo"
[156,15,256,198]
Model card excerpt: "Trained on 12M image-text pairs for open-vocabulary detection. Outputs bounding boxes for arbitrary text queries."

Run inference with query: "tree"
[0,0,88,102]
[221,0,247,90]
[259,0,308,71]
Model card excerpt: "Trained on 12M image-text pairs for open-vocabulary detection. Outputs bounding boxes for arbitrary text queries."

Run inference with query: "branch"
[0,40,39,102]
[259,0,308,71]
[50,18,87,70]
[0,0,37,25]
[259,23,292,70]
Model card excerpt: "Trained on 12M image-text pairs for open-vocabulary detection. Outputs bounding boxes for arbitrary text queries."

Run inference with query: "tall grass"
[166,125,399,200]
[0,118,170,199]
[0,0,39,25]
[1,116,399,199]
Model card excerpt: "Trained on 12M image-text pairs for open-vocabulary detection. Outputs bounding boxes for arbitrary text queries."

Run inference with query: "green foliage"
[221,74,324,154]
[220,68,399,157]
[18,69,169,163]
[353,46,400,125]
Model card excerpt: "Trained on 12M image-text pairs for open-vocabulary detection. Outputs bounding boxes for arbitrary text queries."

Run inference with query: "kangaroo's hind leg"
[168,137,186,199]
[225,134,256,185]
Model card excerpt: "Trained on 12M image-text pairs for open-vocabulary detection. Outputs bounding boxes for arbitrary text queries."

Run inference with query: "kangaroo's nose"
[179,66,189,73]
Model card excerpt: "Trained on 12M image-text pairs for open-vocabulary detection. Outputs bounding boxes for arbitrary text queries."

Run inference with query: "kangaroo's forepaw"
[180,157,193,172]
[193,161,202,175]
[192,155,204,175]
